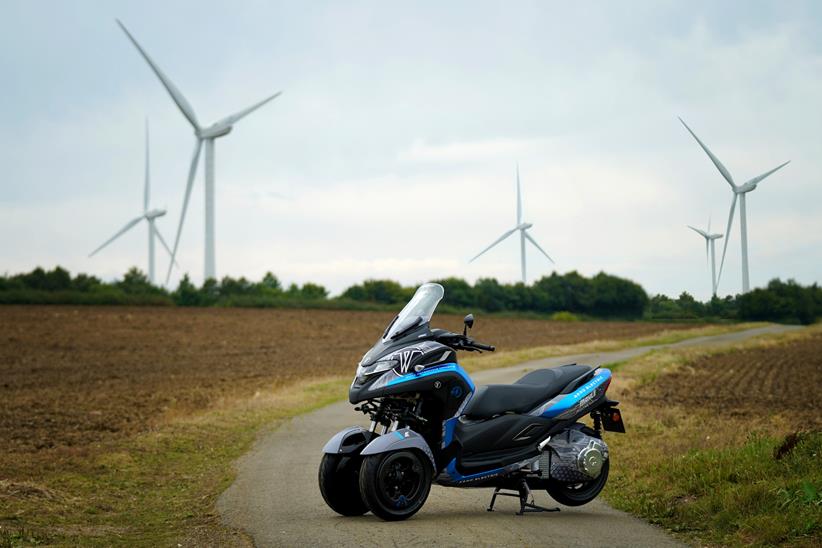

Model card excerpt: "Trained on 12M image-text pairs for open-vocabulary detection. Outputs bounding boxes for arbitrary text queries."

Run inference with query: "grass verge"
[601,324,822,547]
[608,433,821,546]
[0,377,350,547]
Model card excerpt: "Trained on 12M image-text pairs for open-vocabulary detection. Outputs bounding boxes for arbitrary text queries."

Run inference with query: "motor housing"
[541,427,609,483]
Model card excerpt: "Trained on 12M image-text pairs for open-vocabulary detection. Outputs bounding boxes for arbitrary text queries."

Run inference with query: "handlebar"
[469,340,496,352]
[434,331,495,352]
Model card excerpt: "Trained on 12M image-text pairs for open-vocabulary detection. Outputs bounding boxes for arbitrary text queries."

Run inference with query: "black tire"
[359,450,432,521]
[546,458,609,507]
[318,453,369,516]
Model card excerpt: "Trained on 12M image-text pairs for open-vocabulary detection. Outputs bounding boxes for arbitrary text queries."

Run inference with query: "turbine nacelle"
[735,180,762,194]
[735,181,755,194]
[197,123,233,140]
[517,222,533,231]
[144,208,167,220]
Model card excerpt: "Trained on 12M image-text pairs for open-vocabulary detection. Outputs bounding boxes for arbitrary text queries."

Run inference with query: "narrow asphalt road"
[218,324,798,547]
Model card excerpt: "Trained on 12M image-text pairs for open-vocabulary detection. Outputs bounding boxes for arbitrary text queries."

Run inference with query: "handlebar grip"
[473,342,495,352]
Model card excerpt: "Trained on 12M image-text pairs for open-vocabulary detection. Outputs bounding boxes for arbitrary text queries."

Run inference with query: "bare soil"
[634,330,822,426]
[0,305,698,468]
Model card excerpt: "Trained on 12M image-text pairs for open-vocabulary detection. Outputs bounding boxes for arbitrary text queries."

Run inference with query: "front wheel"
[318,453,369,516]
[546,458,609,506]
[359,450,432,521]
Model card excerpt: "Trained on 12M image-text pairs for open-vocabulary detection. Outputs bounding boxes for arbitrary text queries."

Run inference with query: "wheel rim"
[376,452,425,509]
[551,459,609,502]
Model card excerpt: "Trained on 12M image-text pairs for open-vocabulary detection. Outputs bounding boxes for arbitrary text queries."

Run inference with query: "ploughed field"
[0,305,698,460]
[635,330,822,427]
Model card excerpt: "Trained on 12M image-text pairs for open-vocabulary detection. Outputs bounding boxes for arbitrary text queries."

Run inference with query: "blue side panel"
[540,368,612,418]
[444,458,504,483]
[385,363,475,392]
[442,417,458,448]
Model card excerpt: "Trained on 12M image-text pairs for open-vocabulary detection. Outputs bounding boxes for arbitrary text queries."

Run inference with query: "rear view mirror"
[463,314,474,335]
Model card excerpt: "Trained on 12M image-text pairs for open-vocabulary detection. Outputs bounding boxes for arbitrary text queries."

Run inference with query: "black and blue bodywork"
[320,283,625,520]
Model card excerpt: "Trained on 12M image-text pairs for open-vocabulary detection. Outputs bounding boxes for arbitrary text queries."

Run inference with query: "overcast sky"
[2,0,821,299]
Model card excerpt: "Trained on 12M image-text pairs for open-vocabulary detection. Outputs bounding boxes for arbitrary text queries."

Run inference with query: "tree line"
[342,272,649,319]
[0,266,819,324]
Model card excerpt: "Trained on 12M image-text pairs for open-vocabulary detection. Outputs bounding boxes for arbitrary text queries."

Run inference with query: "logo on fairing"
[578,390,596,408]
[397,349,424,373]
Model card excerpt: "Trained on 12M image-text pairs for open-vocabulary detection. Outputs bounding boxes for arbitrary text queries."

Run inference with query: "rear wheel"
[359,450,432,521]
[318,453,369,516]
[546,459,609,506]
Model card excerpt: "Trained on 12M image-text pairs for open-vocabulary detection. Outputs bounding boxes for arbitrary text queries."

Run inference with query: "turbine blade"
[743,160,790,187]
[89,216,144,257]
[215,91,282,128]
[116,20,200,130]
[523,231,554,264]
[717,193,738,288]
[687,225,708,238]
[164,138,203,284]
[469,228,518,262]
[144,117,150,211]
[678,117,735,188]
[152,224,180,268]
[516,164,522,225]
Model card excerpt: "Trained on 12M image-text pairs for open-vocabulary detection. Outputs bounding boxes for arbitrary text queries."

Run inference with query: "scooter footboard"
[360,427,437,471]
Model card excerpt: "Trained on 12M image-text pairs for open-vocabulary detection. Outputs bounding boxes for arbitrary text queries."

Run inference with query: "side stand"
[486,480,560,515]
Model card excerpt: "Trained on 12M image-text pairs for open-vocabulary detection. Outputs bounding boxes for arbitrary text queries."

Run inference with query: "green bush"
[340,279,409,304]
[736,279,821,324]
[550,311,580,322]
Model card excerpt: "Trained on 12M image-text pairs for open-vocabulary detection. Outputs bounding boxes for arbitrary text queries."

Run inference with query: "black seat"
[463,364,592,419]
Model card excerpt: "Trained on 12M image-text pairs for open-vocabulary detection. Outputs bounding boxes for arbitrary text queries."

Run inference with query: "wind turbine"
[89,119,177,283]
[687,217,724,297]
[678,117,789,293]
[470,166,554,283]
[116,19,282,284]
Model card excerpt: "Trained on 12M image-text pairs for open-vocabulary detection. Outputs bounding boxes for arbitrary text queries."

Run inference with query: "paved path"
[218,324,798,547]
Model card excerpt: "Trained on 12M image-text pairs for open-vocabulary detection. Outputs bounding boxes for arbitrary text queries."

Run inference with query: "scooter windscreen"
[356,283,444,372]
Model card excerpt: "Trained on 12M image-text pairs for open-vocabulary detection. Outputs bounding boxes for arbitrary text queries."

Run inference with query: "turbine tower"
[117,20,282,284]
[687,217,723,297]
[679,117,789,293]
[89,119,177,283]
[470,166,554,283]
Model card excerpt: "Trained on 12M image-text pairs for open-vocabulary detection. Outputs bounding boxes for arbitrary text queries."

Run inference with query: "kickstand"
[486,480,560,515]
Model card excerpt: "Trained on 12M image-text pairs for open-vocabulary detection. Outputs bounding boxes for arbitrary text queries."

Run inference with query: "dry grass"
[601,324,822,547]
[0,376,350,546]
[461,322,760,373]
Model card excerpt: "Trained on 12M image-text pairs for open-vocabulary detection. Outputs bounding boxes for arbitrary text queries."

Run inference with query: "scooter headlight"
[355,359,399,382]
